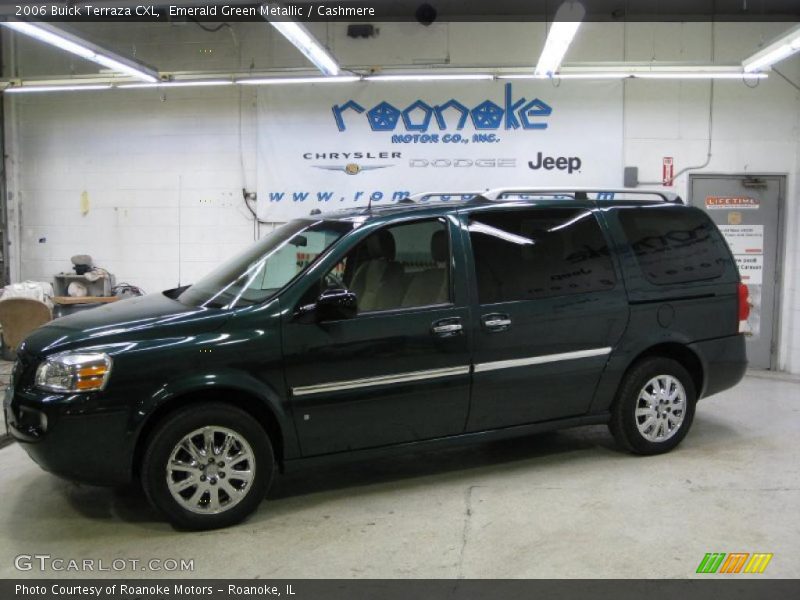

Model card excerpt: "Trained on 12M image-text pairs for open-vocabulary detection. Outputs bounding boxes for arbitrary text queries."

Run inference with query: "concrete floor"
[0,370,798,579]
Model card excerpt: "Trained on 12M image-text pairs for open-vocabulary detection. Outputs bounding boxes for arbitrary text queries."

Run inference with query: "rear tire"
[141,402,274,530]
[609,357,697,455]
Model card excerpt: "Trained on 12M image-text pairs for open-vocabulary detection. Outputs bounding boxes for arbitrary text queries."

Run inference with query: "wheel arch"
[623,342,705,399]
[131,387,289,480]
[591,340,707,414]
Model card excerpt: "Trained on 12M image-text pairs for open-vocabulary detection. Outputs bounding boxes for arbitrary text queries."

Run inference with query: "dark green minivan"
[5,189,748,529]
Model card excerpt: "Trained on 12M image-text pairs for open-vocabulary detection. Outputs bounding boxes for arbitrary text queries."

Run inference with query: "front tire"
[141,402,274,530]
[609,357,697,455]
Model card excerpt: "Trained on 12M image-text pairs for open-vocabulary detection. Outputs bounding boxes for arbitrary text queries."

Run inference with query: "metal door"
[690,175,784,369]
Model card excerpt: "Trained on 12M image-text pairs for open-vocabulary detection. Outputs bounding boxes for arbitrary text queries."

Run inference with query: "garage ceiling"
[1,1,799,91]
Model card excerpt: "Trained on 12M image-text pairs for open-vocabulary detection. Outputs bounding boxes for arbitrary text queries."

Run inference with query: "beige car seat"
[349,229,405,311]
[401,230,450,307]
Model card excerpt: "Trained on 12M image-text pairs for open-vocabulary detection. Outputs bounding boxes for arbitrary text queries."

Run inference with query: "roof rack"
[407,191,483,203]
[478,187,683,204]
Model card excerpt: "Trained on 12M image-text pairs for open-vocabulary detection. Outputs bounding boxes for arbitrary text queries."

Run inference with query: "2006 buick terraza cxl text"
[5,188,749,530]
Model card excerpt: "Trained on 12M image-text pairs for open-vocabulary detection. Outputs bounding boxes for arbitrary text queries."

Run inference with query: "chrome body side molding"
[292,365,471,397]
[292,347,612,396]
[474,347,612,373]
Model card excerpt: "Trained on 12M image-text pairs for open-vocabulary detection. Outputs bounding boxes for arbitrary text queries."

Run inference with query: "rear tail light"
[738,283,750,333]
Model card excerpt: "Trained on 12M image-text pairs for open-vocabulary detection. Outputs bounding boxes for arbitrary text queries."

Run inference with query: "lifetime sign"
[332,83,553,132]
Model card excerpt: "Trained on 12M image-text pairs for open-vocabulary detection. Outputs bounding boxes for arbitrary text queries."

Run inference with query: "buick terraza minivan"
[5,188,748,529]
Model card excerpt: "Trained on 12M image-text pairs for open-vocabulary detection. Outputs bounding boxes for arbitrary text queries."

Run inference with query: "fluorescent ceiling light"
[742,24,800,72]
[365,73,494,82]
[499,70,767,80]
[635,72,767,79]
[119,80,234,89]
[535,1,586,77]
[267,20,340,76]
[554,73,629,79]
[4,84,112,93]
[237,75,360,85]
[91,55,157,82]
[1,22,158,82]
[2,22,95,59]
[499,73,628,80]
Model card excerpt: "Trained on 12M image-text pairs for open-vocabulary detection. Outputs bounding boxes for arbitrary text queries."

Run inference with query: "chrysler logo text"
[305,151,400,174]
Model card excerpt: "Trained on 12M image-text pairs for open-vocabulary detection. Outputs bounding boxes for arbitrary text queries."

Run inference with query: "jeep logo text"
[528,152,582,174]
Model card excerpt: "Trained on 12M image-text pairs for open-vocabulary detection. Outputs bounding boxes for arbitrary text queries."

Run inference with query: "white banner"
[256,80,624,221]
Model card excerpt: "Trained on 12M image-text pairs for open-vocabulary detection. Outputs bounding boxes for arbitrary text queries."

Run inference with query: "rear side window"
[617,206,731,285]
[468,209,616,304]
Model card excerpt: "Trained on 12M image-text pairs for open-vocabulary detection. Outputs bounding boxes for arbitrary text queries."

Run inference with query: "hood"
[22,292,229,357]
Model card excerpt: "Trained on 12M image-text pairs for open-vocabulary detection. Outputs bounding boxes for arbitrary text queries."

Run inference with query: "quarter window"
[617,206,731,285]
[469,209,616,304]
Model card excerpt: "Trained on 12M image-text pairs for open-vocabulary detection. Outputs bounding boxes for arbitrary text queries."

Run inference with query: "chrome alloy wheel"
[635,375,687,443]
[166,426,256,515]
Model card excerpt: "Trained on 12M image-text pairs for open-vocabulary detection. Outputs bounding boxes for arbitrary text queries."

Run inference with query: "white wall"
[624,75,800,373]
[4,21,800,371]
[5,86,260,294]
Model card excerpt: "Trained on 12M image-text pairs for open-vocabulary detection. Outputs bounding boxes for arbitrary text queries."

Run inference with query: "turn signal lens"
[35,352,112,393]
[738,283,751,333]
[78,365,107,378]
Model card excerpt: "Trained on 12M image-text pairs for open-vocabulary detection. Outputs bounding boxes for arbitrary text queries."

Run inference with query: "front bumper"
[4,383,133,486]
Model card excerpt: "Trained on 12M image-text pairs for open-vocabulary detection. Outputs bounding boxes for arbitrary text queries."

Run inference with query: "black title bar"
[3,579,800,600]
[1,1,799,22]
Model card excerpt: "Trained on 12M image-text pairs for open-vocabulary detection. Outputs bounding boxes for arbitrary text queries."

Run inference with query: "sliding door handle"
[484,318,511,328]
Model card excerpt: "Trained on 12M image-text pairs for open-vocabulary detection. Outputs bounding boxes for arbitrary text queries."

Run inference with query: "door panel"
[462,206,629,431]
[690,175,784,369]
[282,216,472,456]
[467,295,625,430]
[284,306,471,455]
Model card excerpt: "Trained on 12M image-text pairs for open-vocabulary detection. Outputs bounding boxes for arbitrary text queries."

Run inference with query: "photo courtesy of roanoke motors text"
[0,0,799,598]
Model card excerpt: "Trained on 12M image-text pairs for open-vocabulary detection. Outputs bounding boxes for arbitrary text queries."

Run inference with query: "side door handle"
[431,317,463,337]
[482,313,511,332]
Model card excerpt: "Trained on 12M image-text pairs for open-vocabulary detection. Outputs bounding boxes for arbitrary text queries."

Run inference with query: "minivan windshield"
[177,219,356,308]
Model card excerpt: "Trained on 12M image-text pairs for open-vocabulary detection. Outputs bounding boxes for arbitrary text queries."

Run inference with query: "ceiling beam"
[0,64,768,92]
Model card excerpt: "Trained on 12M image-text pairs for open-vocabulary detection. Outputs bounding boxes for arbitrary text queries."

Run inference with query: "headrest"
[365,229,396,261]
[431,230,449,263]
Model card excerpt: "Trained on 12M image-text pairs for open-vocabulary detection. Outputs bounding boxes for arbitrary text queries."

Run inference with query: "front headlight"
[35,352,112,393]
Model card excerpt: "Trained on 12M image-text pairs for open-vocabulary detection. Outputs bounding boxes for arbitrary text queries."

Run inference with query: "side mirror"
[312,288,358,322]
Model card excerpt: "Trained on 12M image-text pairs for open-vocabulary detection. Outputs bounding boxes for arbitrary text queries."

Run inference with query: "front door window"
[306,218,452,313]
